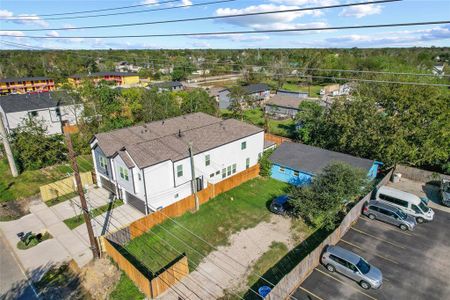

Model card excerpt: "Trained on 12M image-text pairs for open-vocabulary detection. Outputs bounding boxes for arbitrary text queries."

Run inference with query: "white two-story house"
[90,112,264,214]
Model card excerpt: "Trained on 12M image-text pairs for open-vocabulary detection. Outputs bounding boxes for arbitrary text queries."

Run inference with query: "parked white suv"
[375,186,434,223]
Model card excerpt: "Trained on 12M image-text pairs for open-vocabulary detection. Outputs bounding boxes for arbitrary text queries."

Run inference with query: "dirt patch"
[80,258,120,300]
[0,197,35,221]
[161,214,294,299]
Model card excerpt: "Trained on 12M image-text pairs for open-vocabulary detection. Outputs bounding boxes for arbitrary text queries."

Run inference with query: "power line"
[4,0,401,32]
[4,20,448,39]
[1,0,180,18]
[0,0,237,21]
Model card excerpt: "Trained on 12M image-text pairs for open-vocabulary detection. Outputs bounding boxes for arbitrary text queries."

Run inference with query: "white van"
[375,186,434,223]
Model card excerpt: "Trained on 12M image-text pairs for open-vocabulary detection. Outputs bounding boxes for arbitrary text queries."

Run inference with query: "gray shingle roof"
[266,94,303,110]
[0,92,77,113]
[94,112,263,169]
[0,93,58,113]
[151,81,183,89]
[243,83,270,94]
[270,142,374,175]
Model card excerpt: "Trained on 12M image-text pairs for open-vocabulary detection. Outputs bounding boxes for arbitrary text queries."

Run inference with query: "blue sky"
[0,0,449,49]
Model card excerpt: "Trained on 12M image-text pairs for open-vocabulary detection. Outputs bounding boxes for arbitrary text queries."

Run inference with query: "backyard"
[221,108,296,138]
[110,177,315,299]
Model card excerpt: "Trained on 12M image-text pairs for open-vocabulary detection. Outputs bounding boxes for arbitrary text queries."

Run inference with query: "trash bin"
[258,286,271,298]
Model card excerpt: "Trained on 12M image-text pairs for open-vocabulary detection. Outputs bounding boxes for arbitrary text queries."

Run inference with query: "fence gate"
[126,192,146,214]
[101,177,116,195]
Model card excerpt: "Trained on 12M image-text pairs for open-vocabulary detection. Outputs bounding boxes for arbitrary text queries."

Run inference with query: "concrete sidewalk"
[50,187,111,220]
[74,204,144,245]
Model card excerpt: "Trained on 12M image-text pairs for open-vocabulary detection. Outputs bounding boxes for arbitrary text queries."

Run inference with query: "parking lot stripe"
[297,286,325,300]
[358,217,413,236]
[350,227,406,249]
[314,268,378,300]
[340,239,400,265]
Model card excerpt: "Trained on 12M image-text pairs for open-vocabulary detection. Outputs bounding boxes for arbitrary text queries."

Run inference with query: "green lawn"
[220,108,296,138]
[124,178,289,273]
[109,272,145,300]
[0,155,93,202]
[63,199,123,229]
[281,83,323,97]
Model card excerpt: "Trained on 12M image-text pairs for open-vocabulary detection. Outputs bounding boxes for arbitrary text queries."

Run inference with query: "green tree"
[140,88,181,122]
[295,101,324,143]
[228,85,249,120]
[258,149,274,177]
[180,89,217,115]
[289,162,368,229]
[10,119,67,171]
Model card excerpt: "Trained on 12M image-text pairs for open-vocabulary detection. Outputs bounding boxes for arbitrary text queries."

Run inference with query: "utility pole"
[188,142,199,212]
[0,114,18,177]
[65,132,100,259]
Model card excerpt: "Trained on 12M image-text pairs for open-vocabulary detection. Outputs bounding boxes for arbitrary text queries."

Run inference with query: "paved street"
[0,232,38,300]
[293,210,450,300]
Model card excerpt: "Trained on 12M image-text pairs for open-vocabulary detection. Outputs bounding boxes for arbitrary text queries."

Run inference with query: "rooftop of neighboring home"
[270,142,375,175]
[0,91,75,113]
[221,83,270,94]
[150,81,183,89]
[69,72,138,79]
[0,77,53,83]
[93,112,263,169]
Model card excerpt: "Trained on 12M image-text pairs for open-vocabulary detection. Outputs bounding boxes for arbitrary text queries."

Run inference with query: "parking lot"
[292,209,450,300]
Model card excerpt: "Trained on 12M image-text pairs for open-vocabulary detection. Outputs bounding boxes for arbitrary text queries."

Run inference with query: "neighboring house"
[269,142,381,186]
[218,83,270,109]
[115,61,142,73]
[205,87,223,102]
[433,64,445,77]
[68,72,140,87]
[0,92,83,135]
[320,83,353,97]
[0,77,55,95]
[264,94,318,118]
[192,69,210,76]
[149,81,184,92]
[90,112,264,214]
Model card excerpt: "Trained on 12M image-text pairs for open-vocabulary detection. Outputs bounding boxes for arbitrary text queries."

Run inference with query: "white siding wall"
[59,104,83,125]
[4,109,62,135]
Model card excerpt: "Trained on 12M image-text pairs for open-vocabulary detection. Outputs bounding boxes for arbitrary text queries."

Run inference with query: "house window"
[246,158,250,169]
[205,155,210,166]
[177,165,183,177]
[216,170,220,175]
[99,156,108,169]
[241,141,247,150]
[227,166,232,176]
[232,164,237,174]
[222,168,226,178]
[210,173,215,178]
[258,153,262,160]
[279,167,285,173]
[293,171,299,177]
[119,167,129,181]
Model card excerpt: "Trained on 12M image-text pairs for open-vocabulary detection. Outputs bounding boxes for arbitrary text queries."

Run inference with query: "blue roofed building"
[269,142,382,186]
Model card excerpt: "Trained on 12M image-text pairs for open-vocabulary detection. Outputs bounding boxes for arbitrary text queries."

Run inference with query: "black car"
[269,195,290,215]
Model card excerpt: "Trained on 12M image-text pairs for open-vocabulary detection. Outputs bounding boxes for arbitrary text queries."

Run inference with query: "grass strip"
[63,199,123,230]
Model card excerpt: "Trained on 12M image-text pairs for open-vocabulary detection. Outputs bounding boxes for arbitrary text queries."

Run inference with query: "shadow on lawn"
[243,226,332,300]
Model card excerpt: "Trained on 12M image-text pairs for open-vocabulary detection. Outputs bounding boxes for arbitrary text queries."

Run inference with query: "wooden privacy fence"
[264,133,292,146]
[40,171,94,201]
[103,238,189,298]
[266,169,393,300]
[130,164,260,239]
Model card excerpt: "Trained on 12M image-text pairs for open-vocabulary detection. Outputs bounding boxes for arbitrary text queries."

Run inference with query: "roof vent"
[178,129,182,137]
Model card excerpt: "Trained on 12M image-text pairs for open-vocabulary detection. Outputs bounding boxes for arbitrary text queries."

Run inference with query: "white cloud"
[0,9,49,27]
[191,41,211,48]
[215,3,326,31]
[182,0,193,5]
[339,2,382,18]
[141,0,159,4]
[63,24,76,30]
[0,30,25,37]
[193,34,270,42]
[46,30,60,37]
